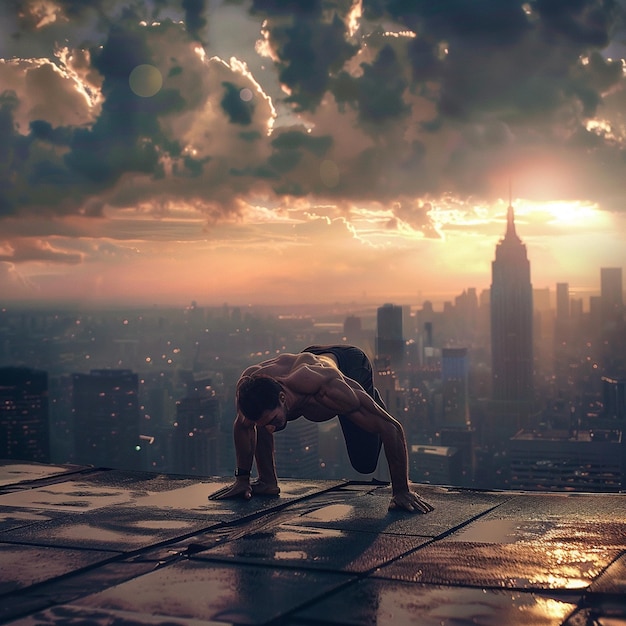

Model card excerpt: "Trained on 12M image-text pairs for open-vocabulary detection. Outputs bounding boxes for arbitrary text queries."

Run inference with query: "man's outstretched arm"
[316,377,433,513]
[208,414,255,500]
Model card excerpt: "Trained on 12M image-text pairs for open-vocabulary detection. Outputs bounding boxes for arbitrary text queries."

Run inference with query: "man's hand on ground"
[388,490,434,514]
[208,478,252,501]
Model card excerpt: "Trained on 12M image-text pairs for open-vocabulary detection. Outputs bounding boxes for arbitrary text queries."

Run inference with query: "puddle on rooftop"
[55,524,133,544]
[449,519,551,544]
[299,504,354,522]
[0,510,52,523]
[0,483,131,512]
[273,550,309,560]
[134,483,222,511]
[0,463,70,487]
[370,585,576,625]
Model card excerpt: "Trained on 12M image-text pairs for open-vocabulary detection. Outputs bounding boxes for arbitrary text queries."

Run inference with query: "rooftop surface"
[0,461,625,625]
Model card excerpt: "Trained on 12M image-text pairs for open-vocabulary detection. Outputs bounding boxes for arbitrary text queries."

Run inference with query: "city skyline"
[1,1,626,307]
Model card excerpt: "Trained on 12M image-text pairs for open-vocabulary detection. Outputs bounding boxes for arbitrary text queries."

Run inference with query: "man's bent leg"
[335,347,383,474]
[338,414,382,474]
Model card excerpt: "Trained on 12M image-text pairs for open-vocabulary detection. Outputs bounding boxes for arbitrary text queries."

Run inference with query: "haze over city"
[1,0,626,307]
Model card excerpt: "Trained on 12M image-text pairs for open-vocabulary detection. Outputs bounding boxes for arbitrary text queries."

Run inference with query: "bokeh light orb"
[129,64,163,98]
[240,88,253,102]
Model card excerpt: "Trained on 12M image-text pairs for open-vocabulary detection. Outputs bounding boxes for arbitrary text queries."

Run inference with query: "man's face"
[256,392,288,433]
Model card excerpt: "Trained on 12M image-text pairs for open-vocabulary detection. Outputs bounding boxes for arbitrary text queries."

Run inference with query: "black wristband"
[235,467,251,477]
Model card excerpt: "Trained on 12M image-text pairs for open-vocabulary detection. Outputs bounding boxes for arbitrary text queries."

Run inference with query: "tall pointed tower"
[490,199,534,409]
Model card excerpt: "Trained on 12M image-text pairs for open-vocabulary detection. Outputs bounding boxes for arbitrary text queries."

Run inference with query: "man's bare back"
[240,351,357,423]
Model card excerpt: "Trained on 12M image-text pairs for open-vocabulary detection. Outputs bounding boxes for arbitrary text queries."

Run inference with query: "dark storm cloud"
[348,0,621,128]
[332,44,410,127]
[245,0,624,198]
[65,23,185,184]
[251,6,359,111]
[2,0,626,226]
[0,92,26,216]
[8,0,206,42]
[0,20,189,216]
[182,0,208,42]
[534,0,617,48]
[221,82,254,124]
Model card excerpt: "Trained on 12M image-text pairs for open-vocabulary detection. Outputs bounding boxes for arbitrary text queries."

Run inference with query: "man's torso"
[242,351,345,423]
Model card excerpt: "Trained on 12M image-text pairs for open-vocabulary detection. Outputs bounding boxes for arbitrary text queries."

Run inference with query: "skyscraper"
[0,367,49,462]
[490,202,534,407]
[556,283,570,321]
[72,369,140,470]
[554,283,572,385]
[172,374,220,476]
[376,303,404,366]
[441,348,470,428]
[600,267,623,329]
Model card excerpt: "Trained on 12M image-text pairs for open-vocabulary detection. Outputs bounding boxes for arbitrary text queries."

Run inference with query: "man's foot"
[251,479,280,496]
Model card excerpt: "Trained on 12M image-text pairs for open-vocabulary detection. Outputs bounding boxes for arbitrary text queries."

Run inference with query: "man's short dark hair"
[237,376,282,421]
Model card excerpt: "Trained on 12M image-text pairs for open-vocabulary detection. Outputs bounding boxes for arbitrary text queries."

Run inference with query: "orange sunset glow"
[1,1,625,308]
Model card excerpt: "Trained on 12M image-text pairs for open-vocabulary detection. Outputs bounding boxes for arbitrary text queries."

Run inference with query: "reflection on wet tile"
[0,462,79,488]
[294,579,578,626]
[374,541,621,590]
[198,523,429,573]
[449,518,626,549]
[0,508,60,533]
[0,543,119,594]
[301,503,356,522]
[73,559,354,624]
[290,486,507,537]
[0,482,135,512]
[1,508,210,551]
[2,461,625,626]
[5,603,223,625]
[1,561,162,625]
[483,493,626,522]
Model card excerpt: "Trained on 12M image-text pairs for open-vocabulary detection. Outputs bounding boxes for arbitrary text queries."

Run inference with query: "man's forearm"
[233,417,256,472]
[254,424,278,486]
[354,391,411,494]
[380,421,411,495]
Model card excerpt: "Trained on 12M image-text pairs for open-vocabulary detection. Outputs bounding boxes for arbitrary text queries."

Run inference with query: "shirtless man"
[209,345,433,513]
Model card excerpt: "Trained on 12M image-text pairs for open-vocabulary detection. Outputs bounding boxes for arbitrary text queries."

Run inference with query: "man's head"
[237,375,283,422]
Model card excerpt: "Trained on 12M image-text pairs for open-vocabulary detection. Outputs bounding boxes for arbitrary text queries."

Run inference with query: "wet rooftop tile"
[0,462,625,625]
[293,580,580,626]
[73,559,354,625]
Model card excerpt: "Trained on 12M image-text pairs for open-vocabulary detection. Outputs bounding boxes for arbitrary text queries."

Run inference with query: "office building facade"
[0,367,49,462]
[72,369,140,470]
[376,303,404,366]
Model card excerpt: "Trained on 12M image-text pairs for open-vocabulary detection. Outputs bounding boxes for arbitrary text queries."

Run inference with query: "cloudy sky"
[1,0,625,308]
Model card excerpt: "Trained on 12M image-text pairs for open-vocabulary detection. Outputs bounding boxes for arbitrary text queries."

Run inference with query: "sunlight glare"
[516,200,609,229]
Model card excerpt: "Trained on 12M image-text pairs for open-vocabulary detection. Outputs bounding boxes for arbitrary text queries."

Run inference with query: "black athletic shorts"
[302,345,384,474]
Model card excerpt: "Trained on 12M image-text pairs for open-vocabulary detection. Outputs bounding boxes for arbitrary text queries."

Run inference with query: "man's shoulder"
[241,353,301,378]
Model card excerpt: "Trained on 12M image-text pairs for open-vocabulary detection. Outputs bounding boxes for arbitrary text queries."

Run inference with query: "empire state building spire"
[505,203,519,241]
